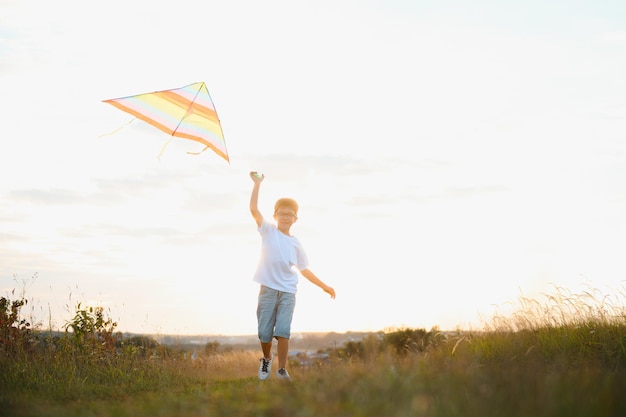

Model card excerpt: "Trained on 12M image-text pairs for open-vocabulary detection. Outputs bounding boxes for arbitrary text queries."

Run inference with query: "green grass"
[3,345,625,417]
[2,285,626,416]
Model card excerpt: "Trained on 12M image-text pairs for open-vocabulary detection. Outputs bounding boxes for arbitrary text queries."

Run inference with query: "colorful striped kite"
[102,82,229,163]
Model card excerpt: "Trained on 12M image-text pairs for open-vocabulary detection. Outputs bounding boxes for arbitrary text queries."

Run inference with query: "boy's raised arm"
[249,171,264,227]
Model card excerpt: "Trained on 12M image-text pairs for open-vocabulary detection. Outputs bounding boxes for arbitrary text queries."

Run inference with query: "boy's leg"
[274,291,296,370]
[257,286,278,359]
[261,340,273,359]
[276,337,289,369]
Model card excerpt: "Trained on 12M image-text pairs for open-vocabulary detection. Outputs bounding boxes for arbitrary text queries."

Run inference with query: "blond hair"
[274,198,299,215]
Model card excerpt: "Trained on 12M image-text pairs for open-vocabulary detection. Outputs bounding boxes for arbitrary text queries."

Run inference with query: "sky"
[1,0,626,336]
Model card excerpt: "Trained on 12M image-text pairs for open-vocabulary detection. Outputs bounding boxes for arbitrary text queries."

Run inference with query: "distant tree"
[118,335,160,358]
[383,327,442,355]
[205,340,220,355]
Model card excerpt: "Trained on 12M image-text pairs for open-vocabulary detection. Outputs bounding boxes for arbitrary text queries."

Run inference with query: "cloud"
[92,168,194,194]
[5,169,194,208]
[180,191,243,213]
[597,30,626,44]
[8,188,86,205]
[440,185,510,200]
[248,152,435,178]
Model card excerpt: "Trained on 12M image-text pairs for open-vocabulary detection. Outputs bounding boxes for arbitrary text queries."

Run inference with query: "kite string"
[98,118,136,138]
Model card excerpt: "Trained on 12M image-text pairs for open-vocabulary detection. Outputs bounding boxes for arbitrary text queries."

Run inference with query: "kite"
[102,82,229,163]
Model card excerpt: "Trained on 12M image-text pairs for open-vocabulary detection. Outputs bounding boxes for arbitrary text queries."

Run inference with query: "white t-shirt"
[252,219,309,294]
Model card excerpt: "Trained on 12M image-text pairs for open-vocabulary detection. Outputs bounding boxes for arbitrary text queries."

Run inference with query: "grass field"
[2,285,626,416]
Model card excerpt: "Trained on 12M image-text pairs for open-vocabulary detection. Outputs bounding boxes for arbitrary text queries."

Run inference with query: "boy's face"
[273,208,298,227]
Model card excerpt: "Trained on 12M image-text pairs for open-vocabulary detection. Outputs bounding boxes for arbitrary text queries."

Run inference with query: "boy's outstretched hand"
[324,285,336,299]
[301,269,336,300]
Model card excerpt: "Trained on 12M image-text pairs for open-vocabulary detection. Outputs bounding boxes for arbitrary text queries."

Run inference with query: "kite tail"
[186,145,209,156]
[98,118,136,138]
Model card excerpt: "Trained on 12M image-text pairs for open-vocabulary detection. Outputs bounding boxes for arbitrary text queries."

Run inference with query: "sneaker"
[258,354,273,380]
[276,367,291,381]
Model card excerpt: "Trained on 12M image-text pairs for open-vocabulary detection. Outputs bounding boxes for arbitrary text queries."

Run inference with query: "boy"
[249,171,336,381]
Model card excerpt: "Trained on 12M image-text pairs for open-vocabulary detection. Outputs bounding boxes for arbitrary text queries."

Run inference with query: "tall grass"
[1,283,625,417]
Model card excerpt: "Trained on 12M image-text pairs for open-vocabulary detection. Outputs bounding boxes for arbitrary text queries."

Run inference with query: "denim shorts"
[257,285,296,343]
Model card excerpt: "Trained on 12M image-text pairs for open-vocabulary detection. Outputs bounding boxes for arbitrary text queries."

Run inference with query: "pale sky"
[1,0,626,336]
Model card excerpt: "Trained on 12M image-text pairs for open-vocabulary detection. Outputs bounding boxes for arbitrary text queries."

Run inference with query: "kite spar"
[102,82,229,163]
